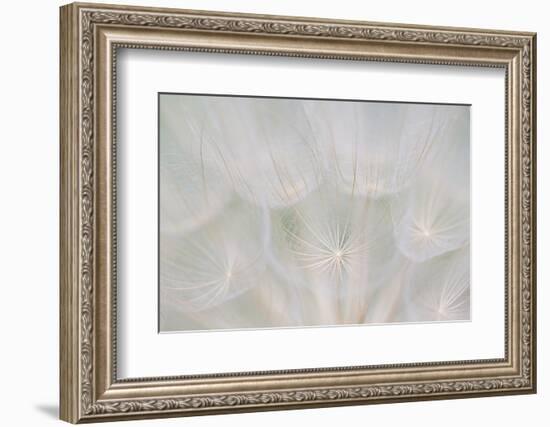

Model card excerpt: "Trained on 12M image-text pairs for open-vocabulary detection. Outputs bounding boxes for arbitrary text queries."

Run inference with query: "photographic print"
[159,94,470,332]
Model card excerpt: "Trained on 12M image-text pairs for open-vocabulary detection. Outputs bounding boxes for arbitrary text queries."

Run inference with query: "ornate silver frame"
[60,2,537,423]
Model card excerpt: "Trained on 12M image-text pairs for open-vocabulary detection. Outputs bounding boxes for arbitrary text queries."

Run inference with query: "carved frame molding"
[60,2,536,423]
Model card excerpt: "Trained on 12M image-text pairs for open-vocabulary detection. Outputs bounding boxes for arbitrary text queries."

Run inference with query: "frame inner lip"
[111,45,510,383]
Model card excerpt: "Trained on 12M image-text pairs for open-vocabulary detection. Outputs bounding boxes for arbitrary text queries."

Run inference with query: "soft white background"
[0,0,545,426]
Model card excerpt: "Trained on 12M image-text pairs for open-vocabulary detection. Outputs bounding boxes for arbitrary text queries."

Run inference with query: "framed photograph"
[60,2,537,423]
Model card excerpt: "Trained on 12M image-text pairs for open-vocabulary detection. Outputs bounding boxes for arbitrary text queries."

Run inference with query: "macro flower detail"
[159,94,470,332]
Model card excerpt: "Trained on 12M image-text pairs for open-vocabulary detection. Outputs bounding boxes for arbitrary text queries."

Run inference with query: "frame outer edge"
[69,1,536,36]
[60,3,81,424]
[529,33,537,393]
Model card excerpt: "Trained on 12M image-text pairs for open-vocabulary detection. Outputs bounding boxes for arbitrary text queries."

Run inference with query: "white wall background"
[0,0,545,425]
